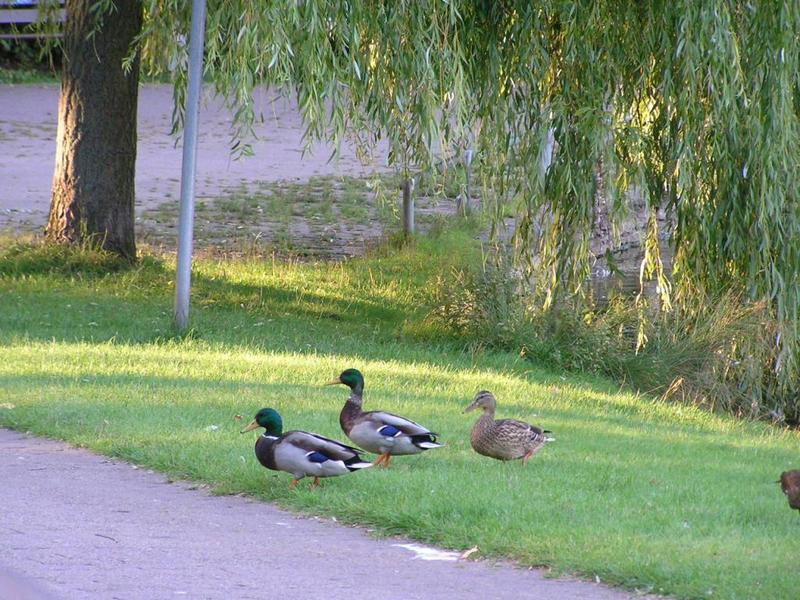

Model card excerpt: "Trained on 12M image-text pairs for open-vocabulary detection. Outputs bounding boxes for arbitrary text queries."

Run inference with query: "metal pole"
[174,0,207,332]
[402,177,414,237]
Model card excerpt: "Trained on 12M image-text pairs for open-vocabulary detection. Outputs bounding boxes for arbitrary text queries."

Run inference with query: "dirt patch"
[0,84,468,258]
[138,174,464,257]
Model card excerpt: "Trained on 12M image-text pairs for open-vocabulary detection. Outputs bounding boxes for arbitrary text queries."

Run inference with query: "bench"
[0,1,65,40]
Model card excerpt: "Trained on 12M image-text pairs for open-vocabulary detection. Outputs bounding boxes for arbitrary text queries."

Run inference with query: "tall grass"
[420,253,795,423]
[0,237,129,276]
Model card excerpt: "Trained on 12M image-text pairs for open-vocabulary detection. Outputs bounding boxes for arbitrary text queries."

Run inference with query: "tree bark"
[46,0,143,259]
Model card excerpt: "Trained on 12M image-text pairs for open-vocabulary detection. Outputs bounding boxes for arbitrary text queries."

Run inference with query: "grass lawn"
[0,229,798,600]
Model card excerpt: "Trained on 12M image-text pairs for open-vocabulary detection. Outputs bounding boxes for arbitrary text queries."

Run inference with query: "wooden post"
[462,147,473,215]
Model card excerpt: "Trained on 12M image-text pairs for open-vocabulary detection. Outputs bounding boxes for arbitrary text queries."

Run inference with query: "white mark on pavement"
[393,543,460,562]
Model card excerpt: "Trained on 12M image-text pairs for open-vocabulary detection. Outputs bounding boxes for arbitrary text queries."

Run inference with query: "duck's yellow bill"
[240,420,260,434]
[324,377,342,386]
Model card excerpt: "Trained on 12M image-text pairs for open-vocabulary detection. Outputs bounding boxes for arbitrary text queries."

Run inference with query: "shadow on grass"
[0,242,406,332]
[0,238,142,277]
[191,270,405,326]
[0,240,629,401]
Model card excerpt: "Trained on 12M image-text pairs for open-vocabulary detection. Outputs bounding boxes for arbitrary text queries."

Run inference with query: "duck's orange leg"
[373,453,389,466]
[289,478,299,489]
[384,454,392,468]
[312,477,321,487]
[522,451,533,466]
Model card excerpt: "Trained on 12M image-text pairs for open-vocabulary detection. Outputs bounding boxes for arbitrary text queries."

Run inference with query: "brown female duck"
[463,390,553,465]
[779,470,800,512]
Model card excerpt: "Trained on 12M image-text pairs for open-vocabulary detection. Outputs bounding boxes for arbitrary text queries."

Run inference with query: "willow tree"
[48,1,800,405]
[456,2,799,407]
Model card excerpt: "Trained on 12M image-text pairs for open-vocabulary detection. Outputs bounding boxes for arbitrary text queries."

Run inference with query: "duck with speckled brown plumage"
[463,390,554,465]
[779,470,800,513]
[327,368,443,467]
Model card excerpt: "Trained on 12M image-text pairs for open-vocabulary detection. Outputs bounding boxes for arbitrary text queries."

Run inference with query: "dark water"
[589,245,674,304]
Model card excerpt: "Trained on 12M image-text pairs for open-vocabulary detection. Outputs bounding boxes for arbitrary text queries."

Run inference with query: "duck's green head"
[326,368,365,394]
[240,407,283,435]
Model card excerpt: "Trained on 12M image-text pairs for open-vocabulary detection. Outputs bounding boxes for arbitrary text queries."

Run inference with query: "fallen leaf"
[460,545,479,560]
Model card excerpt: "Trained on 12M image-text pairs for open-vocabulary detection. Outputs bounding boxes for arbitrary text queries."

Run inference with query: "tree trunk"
[46,0,143,259]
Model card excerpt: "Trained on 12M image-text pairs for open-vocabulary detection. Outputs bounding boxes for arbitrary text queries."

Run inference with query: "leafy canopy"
[133,1,800,392]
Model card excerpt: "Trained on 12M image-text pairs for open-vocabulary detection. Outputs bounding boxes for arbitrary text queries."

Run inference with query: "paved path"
[0,429,641,600]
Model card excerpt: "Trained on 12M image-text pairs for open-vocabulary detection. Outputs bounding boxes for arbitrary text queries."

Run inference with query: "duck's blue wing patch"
[378,424,402,437]
[306,451,330,463]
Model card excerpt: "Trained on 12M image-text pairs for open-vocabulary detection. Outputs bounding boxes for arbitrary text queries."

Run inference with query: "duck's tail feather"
[410,432,444,449]
[540,429,555,442]
[344,456,373,471]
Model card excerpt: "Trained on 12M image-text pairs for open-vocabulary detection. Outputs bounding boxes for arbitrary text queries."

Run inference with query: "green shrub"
[421,256,798,422]
[0,237,129,278]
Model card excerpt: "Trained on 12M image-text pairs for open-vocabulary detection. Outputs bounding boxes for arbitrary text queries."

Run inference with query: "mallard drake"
[779,470,800,512]
[326,368,443,467]
[240,407,372,488]
[463,390,553,465]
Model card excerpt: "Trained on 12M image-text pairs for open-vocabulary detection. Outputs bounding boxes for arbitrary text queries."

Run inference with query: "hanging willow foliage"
[132,1,799,398]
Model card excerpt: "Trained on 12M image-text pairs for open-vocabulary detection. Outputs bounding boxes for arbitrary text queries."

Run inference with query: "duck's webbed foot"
[374,453,391,467]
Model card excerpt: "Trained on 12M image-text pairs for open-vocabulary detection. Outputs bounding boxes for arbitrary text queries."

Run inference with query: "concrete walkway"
[0,429,643,600]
